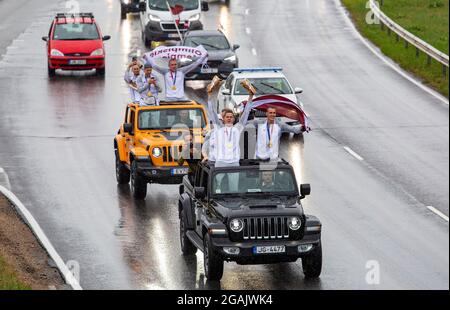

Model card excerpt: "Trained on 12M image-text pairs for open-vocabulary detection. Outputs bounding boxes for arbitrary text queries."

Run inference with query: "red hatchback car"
[42,13,111,77]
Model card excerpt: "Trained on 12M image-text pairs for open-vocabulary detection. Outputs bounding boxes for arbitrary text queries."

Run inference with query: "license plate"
[168,33,180,38]
[69,59,86,65]
[201,68,219,74]
[253,245,286,255]
[171,168,189,175]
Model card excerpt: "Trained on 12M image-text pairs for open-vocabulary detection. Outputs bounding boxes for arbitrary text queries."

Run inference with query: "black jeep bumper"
[136,161,188,185]
[210,233,321,265]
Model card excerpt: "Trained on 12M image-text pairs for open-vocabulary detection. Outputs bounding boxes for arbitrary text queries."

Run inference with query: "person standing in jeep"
[143,46,208,100]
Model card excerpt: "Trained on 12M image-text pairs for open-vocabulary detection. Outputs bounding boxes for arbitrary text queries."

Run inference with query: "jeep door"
[194,168,209,237]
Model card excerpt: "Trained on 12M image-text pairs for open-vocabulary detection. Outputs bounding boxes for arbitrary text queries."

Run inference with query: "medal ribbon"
[170,71,177,88]
[267,122,274,146]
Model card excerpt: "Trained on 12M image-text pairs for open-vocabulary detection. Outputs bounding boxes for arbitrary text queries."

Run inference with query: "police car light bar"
[234,67,283,73]
[233,67,283,73]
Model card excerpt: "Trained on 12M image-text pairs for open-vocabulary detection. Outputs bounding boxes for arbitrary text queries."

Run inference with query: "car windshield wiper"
[192,41,219,50]
[260,82,284,94]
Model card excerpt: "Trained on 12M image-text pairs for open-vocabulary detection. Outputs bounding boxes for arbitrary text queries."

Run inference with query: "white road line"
[0,167,11,190]
[0,185,83,290]
[343,146,364,161]
[335,0,449,106]
[246,27,251,35]
[251,48,258,56]
[245,8,250,15]
[427,206,449,222]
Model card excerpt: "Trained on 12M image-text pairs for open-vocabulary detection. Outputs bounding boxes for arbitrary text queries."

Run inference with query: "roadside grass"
[342,0,449,98]
[0,255,30,290]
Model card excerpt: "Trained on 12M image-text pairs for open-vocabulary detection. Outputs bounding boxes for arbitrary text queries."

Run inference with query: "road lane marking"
[245,8,250,15]
[0,167,11,190]
[251,48,258,56]
[0,185,83,290]
[246,27,251,35]
[334,0,449,106]
[427,206,449,222]
[344,146,364,161]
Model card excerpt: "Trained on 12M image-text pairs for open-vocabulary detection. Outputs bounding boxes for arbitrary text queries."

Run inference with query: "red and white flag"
[243,95,311,131]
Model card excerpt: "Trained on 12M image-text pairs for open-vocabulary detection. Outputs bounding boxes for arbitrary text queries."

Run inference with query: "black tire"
[203,234,224,281]
[97,67,105,77]
[302,241,322,279]
[48,66,56,77]
[180,212,197,255]
[142,31,151,48]
[120,7,127,19]
[115,150,130,184]
[131,160,147,200]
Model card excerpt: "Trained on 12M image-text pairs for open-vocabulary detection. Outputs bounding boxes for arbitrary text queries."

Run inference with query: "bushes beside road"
[342,0,449,97]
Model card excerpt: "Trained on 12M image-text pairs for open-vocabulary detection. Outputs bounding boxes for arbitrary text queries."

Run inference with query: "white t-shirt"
[256,122,281,160]
[164,70,186,99]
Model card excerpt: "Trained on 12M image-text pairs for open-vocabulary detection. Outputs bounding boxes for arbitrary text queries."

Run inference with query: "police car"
[216,68,304,126]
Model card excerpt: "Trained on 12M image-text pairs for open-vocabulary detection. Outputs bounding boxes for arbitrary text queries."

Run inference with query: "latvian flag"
[243,95,311,132]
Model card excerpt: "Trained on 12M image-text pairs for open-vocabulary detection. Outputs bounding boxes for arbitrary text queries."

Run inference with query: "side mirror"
[232,44,240,51]
[201,1,209,11]
[123,123,133,134]
[300,184,311,199]
[194,187,206,200]
[42,36,49,42]
[102,35,111,41]
[294,87,303,94]
[139,2,146,11]
[222,89,231,96]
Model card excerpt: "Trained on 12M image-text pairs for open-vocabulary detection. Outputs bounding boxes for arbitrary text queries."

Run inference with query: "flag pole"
[166,0,183,41]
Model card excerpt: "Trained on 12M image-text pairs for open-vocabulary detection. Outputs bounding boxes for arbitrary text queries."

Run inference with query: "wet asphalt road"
[0,0,448,289]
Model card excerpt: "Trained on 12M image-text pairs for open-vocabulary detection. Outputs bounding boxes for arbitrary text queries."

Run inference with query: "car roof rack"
[55,12,94,23]
[233,67,283,73]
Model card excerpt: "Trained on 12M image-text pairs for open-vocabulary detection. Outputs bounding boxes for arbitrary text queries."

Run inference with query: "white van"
[140,0,209,46]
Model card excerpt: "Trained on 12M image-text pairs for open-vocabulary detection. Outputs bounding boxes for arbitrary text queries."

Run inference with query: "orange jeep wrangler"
[114,100,209,200]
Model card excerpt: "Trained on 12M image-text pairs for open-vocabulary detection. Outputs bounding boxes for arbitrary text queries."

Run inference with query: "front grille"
[65,53,90,56]
[207,60,222,68]
[161,22,189,31]
[162,145,183,163]
[243,217,290,240]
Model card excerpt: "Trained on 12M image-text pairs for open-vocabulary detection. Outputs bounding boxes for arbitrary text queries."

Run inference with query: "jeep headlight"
[230,219,244,233]
[50,49,64,56]
[152,147,162,158]
[224,55,237,63]
[288,217,302,231]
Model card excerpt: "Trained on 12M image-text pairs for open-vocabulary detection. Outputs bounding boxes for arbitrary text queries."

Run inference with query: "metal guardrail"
[369,0,449,72]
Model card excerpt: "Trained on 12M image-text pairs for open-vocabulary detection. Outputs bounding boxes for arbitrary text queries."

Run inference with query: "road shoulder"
[0,195,66,290]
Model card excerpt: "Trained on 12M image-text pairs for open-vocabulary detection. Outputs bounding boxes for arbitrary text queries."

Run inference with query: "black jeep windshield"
[212,169,297,196]
[138,108,206,130]
[149,0,199,11]
[53,23,100,40]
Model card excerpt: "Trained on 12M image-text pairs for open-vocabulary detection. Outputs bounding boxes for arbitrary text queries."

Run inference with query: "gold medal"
[267,142,273,148]
[147,91,153,97]
[171,86,177,91]
[226,143,233,149]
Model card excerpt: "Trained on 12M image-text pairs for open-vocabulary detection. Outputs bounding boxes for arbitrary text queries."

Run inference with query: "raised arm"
[136,76,148,93]
[237,95,254,129]
[179,46,208,74]
[280,122,303,135]
[207,99,222,127]
[142,56,169,75]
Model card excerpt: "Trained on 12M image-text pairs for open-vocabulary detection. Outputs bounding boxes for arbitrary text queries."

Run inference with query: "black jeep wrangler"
[178,159,322,281]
